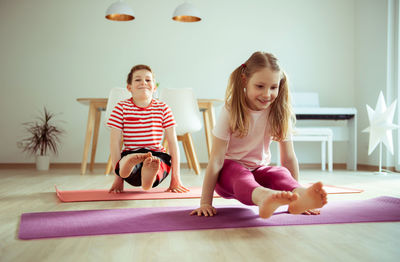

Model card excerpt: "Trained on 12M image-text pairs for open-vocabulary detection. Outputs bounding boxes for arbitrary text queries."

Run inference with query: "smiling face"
[127,69,156,107]
[244,67,281,111]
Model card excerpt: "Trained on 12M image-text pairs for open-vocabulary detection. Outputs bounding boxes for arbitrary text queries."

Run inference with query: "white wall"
[354,0,397,167]
[395,0,400,171]
[0,0,391,166]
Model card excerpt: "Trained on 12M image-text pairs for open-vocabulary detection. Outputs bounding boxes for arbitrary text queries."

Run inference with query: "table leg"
[90,108,101,172]
[105,155,113,175]
[203,102,214,159]
[202,111,212,158]
[185,133,200,174]
[81,103,95,175]
[181,137,193,170]
[208,102,216,127]
[347,116,357,170]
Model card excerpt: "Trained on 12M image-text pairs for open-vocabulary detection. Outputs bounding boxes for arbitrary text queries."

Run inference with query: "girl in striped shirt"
[107,65,188,193]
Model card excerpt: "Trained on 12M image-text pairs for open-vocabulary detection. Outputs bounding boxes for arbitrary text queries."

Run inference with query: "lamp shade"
[105,1,135,21]
[172,3,201,22]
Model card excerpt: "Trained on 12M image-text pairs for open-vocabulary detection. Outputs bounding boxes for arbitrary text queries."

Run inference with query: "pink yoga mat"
[55,186,220,202]
[55,184,362,203]
[19,196,400,240]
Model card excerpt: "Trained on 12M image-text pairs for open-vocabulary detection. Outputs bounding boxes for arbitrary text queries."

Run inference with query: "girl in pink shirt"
[191,52,328,218]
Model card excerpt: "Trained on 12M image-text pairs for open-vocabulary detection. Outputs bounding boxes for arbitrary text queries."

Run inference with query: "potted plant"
[18,107,64,171]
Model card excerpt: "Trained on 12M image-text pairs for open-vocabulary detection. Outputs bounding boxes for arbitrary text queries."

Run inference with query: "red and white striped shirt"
[107,98,176,152]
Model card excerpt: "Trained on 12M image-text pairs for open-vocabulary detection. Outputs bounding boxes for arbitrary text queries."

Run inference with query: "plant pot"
[36,155,50,171]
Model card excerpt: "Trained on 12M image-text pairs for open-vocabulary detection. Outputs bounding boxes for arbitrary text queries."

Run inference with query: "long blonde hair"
[225,51,295,141]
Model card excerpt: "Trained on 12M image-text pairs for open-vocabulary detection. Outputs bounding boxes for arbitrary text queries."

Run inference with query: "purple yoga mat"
[19,196,400,239]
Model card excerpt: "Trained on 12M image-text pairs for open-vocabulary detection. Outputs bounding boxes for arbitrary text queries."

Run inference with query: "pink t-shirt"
[213,106,274,170]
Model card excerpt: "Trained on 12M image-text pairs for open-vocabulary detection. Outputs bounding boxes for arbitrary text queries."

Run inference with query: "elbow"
[208,156,225,174]
[215,155,225,168]
[281,155,298,166]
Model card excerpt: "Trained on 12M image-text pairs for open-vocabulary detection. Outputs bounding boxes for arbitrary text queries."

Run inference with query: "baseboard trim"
[180,163,208,169]
[356,164,396,172]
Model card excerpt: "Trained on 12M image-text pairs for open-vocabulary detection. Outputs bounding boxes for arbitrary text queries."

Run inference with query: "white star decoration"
[362,91,399,155]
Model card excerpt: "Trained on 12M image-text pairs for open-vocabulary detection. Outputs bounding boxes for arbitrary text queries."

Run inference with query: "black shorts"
[115,148,171,188]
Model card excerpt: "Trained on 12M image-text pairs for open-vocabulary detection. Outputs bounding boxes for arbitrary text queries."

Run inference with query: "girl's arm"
[279,140,300,181]
[190,136,228,216]
[109,128,124,193]
[164,126,189,193]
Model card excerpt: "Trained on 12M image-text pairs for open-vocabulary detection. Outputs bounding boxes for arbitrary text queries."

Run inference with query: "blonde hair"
[225,51,295,141]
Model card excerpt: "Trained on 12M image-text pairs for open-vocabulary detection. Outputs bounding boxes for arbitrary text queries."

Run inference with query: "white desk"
[294,107,357,170]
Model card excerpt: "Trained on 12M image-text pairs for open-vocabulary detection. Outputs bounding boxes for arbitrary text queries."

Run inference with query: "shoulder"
[152,99,167,107]
[215,105,231,126]
[117,98,134,108]
[114,99,136,114]
[213,105,232,140]
[219,105,230,119]
[152,99,172,111]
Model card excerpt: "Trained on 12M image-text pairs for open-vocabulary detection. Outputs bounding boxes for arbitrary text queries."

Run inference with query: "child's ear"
[127,84,132,92]
[241,74,247,85]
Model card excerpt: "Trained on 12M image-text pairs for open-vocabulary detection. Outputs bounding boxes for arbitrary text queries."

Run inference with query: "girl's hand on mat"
[109,176,124,194]
[165,183,190,193]
[302,209,320,215]
[190,205,217,217]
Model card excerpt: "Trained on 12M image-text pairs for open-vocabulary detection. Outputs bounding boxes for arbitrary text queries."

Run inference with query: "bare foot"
[288,182,328,214]
[119,152,152,178]
[252,188,299,219]
[141,156,160,190]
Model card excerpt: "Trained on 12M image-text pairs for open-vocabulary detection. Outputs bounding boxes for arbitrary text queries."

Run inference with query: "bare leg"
[141,156,160,190]
[252,187,299,219]
[119,152,152,178]
[288,181,328,214]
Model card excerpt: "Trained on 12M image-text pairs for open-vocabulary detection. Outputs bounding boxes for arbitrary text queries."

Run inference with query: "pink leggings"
[215,159,301,205]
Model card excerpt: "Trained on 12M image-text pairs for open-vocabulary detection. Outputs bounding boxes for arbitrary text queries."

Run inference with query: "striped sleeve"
[162,103,176,129]
[107,101,124,130]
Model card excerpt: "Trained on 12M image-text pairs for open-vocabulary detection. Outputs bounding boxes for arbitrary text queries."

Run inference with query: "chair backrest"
[104,87,132,126]
[291,92,320,107]
[159,88,202,135]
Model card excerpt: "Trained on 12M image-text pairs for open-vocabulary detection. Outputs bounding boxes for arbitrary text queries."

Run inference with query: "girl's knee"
[214,184,234,199]
[270,166,292,176]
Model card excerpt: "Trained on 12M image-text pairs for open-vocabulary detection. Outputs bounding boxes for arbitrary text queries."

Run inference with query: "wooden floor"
[1,166,400,262]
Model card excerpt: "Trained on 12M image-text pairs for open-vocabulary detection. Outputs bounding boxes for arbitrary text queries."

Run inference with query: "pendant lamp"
[172,2,201,22]
[105,1,135,21]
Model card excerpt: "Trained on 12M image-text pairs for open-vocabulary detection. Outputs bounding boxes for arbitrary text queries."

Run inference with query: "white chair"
[104,87,132,174]
[159,88,203,174]
[285,92,334,172]
[275,129,333,172]
[293,128,333,171]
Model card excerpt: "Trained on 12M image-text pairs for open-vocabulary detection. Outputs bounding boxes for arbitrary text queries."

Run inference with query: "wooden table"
[77,98,223,175]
